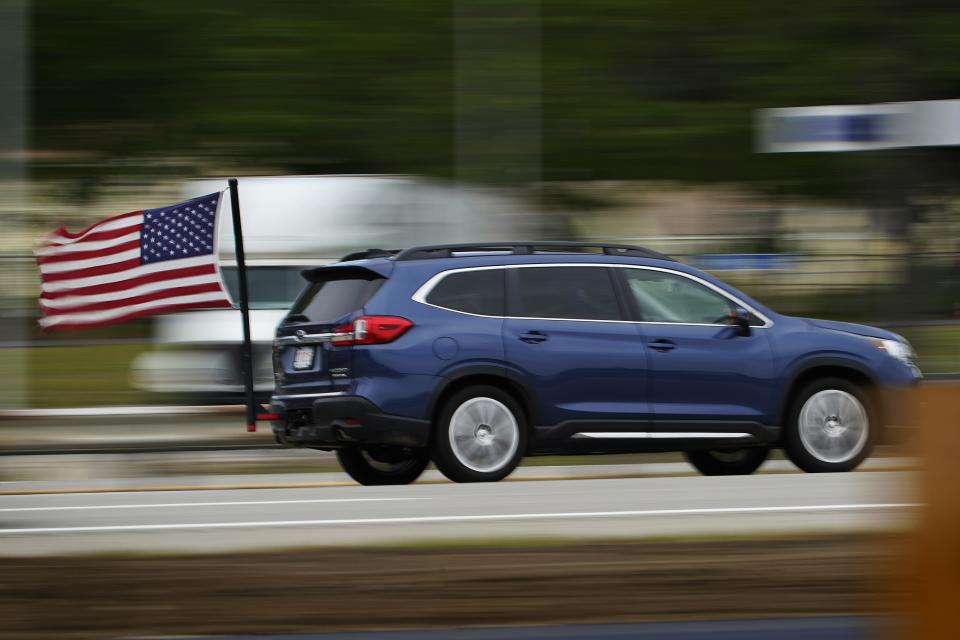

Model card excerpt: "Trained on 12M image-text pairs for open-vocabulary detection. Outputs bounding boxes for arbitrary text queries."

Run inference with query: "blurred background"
[1,1,959,638]
[1,0,958,412]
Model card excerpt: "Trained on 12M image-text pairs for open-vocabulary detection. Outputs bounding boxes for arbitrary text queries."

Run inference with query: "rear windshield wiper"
[283,313,309,324]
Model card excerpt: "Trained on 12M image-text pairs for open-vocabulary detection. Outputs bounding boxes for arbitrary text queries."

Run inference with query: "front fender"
[776,353,879,426]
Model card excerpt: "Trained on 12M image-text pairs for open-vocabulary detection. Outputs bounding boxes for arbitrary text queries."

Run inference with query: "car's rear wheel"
[432,385,526,483]
[784,377,875,473]
[335,446,430,486]
[684,447,770,476]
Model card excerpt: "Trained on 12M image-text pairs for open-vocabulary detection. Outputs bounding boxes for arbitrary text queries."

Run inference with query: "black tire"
[335,446,430,486]
[431,385,527,483]
[684,447,770,476]
[783,377,876,473]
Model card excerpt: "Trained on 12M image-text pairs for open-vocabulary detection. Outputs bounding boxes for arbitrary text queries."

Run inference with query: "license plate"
[292,346,316,371]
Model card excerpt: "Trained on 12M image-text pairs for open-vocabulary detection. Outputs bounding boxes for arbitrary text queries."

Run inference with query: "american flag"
[36,193,234,331]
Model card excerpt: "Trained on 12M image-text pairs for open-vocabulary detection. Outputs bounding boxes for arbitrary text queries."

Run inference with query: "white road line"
[0,497,423,513]
[0,502,918,535]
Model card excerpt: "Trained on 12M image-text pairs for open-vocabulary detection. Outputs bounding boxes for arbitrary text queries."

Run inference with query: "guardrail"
[2,378,957,455]
[0,338,149,349]
[0,404,246,419]
[0,404,277,455]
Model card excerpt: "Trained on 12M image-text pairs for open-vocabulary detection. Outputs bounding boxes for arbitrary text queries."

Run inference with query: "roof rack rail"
[339,248,401,262]
[393,242,675,262]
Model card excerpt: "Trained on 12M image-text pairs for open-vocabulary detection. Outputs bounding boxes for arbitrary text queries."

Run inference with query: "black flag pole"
[228,178,259,432]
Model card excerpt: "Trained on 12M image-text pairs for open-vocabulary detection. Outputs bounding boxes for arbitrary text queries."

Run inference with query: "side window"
[425,269,505,316]
[511,266,623,320]
[623,269,741,324]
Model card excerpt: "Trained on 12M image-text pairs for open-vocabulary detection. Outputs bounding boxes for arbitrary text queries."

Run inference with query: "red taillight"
[332,315,412,346]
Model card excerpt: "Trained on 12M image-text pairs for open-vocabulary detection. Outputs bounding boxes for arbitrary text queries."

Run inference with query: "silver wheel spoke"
[798,389,869,464]
[807,398,827,422]
[490,437,510,460]
[448,396,520,473]
[465,403,484,425]
[478,402,494,426]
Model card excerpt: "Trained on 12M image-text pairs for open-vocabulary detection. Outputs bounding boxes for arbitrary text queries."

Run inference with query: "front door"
[616,267,776,430]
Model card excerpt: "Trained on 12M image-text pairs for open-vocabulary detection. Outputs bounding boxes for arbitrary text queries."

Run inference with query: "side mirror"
[729,308,752,337]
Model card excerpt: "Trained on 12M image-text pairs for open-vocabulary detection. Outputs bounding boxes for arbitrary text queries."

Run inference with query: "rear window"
[425,269,505,316]
[286,273,384,324]
[511,266,623,321]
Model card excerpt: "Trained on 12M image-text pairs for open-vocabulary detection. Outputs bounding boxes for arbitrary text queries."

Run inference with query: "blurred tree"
[33,0,456,178]
[30,0,960,196]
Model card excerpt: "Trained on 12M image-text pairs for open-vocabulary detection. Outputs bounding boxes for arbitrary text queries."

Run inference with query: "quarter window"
[425,269,505,316]
[511,267,623,320]
[623,269,743,324]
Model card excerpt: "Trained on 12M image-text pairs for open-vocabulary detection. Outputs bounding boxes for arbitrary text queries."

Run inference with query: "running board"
[572,432,753,439]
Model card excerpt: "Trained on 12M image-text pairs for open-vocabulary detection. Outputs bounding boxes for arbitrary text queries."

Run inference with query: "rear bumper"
[271,395,430,449]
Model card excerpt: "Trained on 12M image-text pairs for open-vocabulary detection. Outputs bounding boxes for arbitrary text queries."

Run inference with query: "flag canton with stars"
[140,193,220,265]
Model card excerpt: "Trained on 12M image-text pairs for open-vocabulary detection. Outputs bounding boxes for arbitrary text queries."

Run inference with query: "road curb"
[0,465,912,496]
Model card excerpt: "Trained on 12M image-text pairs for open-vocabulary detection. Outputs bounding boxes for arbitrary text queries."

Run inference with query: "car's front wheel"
[335,446,430,486]
[783,377,875,473]
[684,447,770,476]
[432,385,526,483]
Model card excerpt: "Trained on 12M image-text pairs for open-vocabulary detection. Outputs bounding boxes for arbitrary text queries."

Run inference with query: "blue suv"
[270,242,920,485]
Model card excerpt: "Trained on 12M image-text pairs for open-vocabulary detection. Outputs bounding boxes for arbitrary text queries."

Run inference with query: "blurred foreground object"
[132,175,532,402]
[903,383,960,638]
[34,193,232,331]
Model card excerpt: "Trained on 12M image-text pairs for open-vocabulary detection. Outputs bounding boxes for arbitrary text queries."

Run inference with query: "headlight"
[871,337,916,364]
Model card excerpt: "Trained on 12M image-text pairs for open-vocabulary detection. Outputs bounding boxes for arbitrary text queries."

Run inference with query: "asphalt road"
[0,469,914,556]
[209,617,875,640]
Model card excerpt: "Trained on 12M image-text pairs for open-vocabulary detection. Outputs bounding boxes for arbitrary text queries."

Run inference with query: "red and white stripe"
[36,209,232,331]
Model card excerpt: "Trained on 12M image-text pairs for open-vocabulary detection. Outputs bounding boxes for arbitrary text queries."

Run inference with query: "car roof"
[319,243,777,319]
[394,242,673,262]
[394,251,681,269]
[335,242,673,265]
[329,247,689,278]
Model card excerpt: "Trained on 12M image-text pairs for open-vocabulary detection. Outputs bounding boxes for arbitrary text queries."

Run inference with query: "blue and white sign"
[756,99,960,153]
[695,253,796,271]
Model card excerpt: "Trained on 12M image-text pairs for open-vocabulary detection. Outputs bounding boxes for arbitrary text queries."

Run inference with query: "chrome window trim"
[276,331,353,346]
[573,432,753,439]
[411,263,774,328]
[271,391,346,400]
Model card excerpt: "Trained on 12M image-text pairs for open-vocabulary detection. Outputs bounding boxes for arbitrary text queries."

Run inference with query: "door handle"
[648,339,676,351]
[519,331,549,344]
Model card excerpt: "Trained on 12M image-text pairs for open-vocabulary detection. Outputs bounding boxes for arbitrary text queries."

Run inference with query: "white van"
[131,175,534,402]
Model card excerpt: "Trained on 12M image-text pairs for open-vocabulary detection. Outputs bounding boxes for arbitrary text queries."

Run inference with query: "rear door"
[274,266,385,396]
[503,265,649,429]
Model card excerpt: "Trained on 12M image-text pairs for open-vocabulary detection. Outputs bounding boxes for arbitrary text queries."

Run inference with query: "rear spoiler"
[339,248,400,261]
[300,262,393,282]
